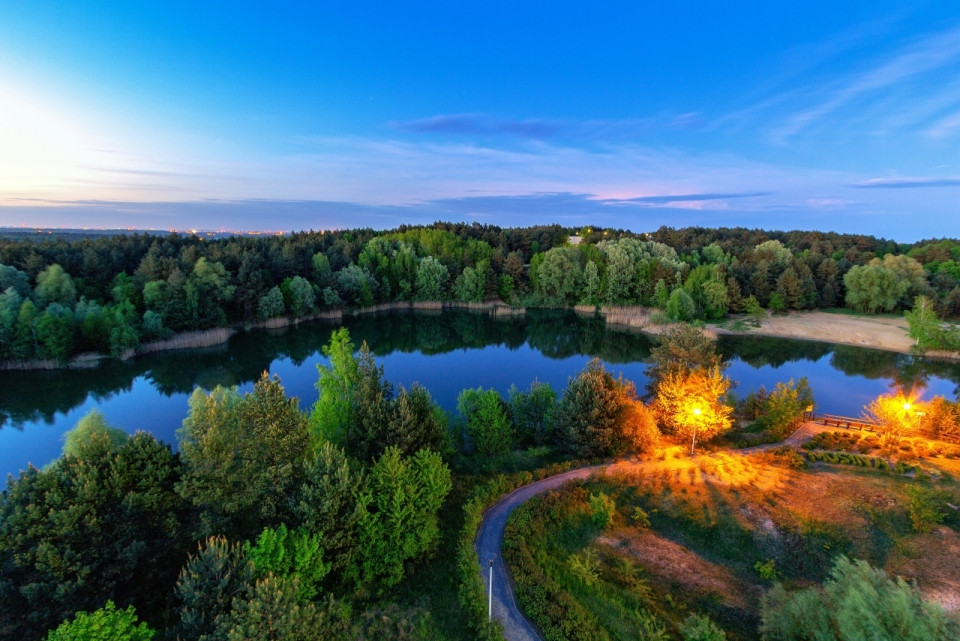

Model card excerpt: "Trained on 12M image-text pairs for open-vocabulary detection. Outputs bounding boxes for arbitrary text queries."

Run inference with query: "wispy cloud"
[390,113,703,140]
[768,25,960,140]
[852,177,960,188]
[392,114,562,138]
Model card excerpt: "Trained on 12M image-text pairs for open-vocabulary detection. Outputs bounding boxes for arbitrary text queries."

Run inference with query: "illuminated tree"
[862,393,923,447]
[654,365,733,455]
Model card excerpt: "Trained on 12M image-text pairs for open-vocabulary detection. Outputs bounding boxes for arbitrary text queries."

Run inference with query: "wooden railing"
[814,413,879,432]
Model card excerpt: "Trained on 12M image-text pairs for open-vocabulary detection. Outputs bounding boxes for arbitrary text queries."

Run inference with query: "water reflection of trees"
[1,311,958,429]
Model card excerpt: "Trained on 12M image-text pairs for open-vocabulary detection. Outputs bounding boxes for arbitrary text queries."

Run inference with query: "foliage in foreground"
[45,601,154,641]
[0,431,190,640]
[760,556,960,641]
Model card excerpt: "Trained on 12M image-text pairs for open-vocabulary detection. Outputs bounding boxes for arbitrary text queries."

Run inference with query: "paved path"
[473,421,830,641]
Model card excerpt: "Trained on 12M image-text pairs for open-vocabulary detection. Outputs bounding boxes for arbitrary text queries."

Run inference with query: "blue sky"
[1,2,959,240]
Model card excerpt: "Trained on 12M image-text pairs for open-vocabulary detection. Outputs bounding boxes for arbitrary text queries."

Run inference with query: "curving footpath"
[474,422,827,641]
[474,465,603,641]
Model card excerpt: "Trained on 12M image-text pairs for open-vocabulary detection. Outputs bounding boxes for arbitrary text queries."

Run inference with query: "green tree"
[844,264,908,314]
[509,380,557,446]
[905,295,958,350]
[140,309,170,341]
[667,288,696,321]
[282,276,316,317]
[653,278,670,309]
[498,273,516,302]
[702,279,729,319]
[453,261,489,302]
[186,258,236,328]
[0,287,22,359]
[414,256,449,301]
[760,556,959,640]
[36,303,75,360]
[34,263,77,308]
[45,601,155,641]
[292,442,368,577]
[581,260,602,306]
[871,254,930,307]
[354,447,452,587]
[535,247,583,305]
[646,323,724,390]
[756,378,814,438]
[174,537,347,641]
[177,373,311,537]
[0,263,30,298]
[386,384,449,457]
[311,252,332,283]
[345,343,395,461]
[744,295,765,326]
[461,387,513,455]
[245,523,330,602]
[174,536,254,641]
[61,409,129,457]
[337,264,377,307]
[309,328,359,445]
[13,298,40,359]
[775,268,805,310]
[0,432,188,640]
[768,291,787,314]
[225,576,346,641]
[555,359,634,456]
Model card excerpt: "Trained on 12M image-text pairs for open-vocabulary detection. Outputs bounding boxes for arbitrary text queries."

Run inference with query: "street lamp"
[488,558,494,622]
[690,406,702,456]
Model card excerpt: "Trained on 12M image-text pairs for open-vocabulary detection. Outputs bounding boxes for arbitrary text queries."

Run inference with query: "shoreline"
[0,300,524,371]
[708,310,960,360]
[3,304,956,372]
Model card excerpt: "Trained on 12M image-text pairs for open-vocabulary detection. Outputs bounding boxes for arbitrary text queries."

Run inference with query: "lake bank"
[709,309,959,357]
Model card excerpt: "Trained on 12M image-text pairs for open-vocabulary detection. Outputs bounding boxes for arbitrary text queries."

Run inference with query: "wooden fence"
[813,413,879,432]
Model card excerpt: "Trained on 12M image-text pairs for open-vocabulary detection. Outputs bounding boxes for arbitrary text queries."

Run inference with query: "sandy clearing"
[711,310,917,354]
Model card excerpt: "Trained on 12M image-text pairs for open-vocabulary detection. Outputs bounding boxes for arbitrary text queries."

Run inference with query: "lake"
[2,309,958,480]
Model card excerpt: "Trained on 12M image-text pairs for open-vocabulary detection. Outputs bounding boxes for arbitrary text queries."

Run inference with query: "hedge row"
[455,460,591,640]
[802,450,923,474]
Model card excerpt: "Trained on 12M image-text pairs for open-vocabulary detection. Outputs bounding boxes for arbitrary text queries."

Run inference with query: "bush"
[681,614,727,640]
[588,492,616,528]
[906,485,949,533]
[760,556,960,640]
[632,506,651,528]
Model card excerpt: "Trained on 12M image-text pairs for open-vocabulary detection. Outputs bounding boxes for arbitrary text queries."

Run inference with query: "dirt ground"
[711,310,917,353]
[598,530,758,608]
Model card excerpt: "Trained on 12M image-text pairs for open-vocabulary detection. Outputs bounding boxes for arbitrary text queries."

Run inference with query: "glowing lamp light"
[692,407,702,416]
[903,403,912,412]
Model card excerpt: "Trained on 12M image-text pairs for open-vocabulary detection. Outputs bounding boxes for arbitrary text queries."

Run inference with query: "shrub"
[760,556,960,640]
[681,614,727,640]
[632,506,651,528]
[755,558,779,581]
[906,485,949,533]
[588,492,616,528]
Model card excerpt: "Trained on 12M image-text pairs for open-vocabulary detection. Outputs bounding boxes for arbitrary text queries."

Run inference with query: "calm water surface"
[2,309,958,480]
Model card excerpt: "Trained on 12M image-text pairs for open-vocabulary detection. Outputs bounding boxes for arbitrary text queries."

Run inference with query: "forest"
[2,222,960,363]
[3,322,959,640]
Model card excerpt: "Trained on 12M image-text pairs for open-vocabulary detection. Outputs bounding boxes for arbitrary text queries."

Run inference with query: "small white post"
[488,558,494,622]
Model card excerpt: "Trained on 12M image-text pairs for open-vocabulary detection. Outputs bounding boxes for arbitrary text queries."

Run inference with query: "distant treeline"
[1,222,959,362]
